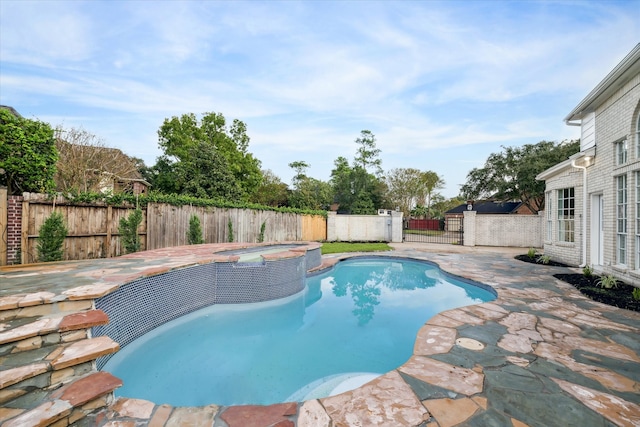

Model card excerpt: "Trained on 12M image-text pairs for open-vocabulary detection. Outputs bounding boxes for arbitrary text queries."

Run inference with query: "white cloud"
[1,0,638,200]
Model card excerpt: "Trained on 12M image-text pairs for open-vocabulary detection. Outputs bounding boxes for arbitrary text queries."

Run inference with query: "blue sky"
[1,0,638,198]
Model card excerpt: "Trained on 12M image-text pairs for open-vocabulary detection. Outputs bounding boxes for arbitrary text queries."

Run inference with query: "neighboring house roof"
[445,201,523,215]
[0,105,23,118]
[565,43,640,124]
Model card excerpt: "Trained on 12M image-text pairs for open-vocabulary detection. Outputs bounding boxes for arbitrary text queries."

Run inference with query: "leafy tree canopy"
[153,112,262,200]
[249,169,289,207]
[0,108,58,195]
[385,168,444,218]
[460,139,580,213]
[329,131,387,214]
[288,161,332,210]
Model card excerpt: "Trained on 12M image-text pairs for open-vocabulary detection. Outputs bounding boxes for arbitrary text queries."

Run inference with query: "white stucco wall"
[327,211,403,242]
[464,211,544,249]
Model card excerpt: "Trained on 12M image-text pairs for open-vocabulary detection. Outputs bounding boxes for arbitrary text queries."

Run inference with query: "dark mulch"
[553,273,640,312]
[514,254,570,267]
[515,254,640,312]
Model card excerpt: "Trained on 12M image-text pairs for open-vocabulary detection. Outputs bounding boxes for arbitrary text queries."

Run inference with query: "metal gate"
[402,218,463,245]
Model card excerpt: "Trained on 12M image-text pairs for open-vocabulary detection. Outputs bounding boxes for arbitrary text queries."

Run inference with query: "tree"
[37,211,68,262]
[385,168,444,218]
[329,131,386,214]
[385,168,422,217]
[288,161,332,210]
[460,140,580,213]
[54,127,141,193]
[250,170,289,207]
[187,215,204,245]
[153,112,262,199]
[119,209,143,254]
[354,130,382,176]
[330,156,353,210]
[416,171,445,216]
[288,161,310,190]
[0,108,57,195]
[175,141,242,200]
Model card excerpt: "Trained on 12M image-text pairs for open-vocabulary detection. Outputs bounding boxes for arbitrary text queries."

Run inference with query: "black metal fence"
[402,218,463,245]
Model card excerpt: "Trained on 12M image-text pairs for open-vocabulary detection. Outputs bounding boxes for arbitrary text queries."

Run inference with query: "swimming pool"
[102,257,495,406]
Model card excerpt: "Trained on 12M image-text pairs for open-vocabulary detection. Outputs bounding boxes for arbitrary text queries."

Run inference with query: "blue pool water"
[103,257,495,406]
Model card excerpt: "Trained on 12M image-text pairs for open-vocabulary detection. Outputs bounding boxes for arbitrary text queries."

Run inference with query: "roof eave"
[564,43,640,123]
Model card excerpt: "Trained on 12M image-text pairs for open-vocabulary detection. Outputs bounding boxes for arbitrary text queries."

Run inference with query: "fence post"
[0,187,6,266]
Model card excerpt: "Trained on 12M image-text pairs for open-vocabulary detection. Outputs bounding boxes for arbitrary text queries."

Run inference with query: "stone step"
[0,310,109,355]
[0,371,122,427]
[0,336,120,405]
[0,298,95,322]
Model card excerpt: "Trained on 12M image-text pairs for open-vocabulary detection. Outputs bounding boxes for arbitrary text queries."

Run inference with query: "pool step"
[0,336,119,398]
[0,371,122,427]
[0,310,109,355]
[0,295,122,427]
[0,292,95,322]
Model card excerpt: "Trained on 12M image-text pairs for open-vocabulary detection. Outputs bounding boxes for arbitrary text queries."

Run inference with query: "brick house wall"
[540,167,584,267]
[591,74,640,283]
[538,46,640,283]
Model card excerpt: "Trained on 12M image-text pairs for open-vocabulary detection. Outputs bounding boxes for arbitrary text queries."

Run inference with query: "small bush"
[596,274,618,289]
[227,218,234,243]
[258,220,267,243]
[582,264,593,278]
[37,211,68,262]
[537,255,551,265]
[527,247,537,259]
[119,209,143,254]
[187,215,204,245]
[633,288,640,301]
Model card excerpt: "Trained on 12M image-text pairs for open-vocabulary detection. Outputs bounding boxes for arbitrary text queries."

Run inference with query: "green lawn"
[320,242,394,255]
[403,229,444,236]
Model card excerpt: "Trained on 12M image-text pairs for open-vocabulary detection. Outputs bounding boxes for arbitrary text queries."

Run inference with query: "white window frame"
[636,115,640,158]
[617,174,627,266]
[557,188,575,243]
[546,191,552,241]
[616,138,628,165]
[636,172,640,269]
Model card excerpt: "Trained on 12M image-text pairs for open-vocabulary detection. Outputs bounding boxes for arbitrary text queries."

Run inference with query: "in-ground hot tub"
[92,242,321,368]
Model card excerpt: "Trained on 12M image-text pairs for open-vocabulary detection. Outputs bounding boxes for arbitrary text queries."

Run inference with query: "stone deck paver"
[1,242,639,426]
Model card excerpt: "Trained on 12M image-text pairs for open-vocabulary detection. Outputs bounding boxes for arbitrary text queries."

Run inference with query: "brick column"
[7,195,23,264]
[463,210,476,247]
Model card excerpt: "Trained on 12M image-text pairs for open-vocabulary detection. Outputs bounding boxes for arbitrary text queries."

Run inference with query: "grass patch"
[320,242,394,255]
[403,229,444,236]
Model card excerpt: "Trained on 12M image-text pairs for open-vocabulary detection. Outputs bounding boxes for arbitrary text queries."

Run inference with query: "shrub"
[633,288,640,301]
[187,215,204,245]
[119,209,143,254]
[596,274,618,289]
[227,218,234,243]
[527,247,537,259]
[537,255,551,265]
[258,220,267,243]
[37,211,68,262]
[582,264,593,278]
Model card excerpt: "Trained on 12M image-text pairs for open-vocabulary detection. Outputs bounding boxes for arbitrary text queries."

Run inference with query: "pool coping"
[1,242,639,426]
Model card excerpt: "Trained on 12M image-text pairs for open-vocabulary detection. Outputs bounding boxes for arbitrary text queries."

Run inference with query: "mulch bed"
[515,255,640,312]
[513,254,570,267]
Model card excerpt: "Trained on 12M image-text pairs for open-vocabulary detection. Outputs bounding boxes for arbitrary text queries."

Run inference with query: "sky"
[1,1,639,199]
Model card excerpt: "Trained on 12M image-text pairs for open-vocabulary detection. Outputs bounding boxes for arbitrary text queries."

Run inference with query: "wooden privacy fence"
[0,192,327,265]
[19,193,146,264]
[146,204,326,250]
